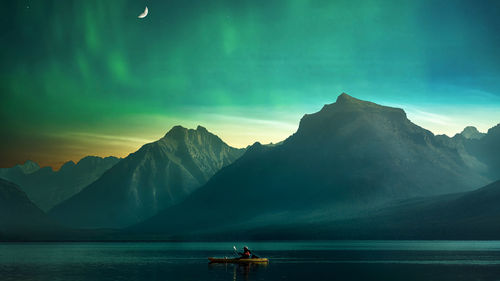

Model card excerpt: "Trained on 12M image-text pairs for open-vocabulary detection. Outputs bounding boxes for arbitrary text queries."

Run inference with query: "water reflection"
[208,262,268,281]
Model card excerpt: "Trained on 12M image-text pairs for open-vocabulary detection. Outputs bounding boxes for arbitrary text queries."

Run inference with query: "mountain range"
[128,93,496,238]
[1,93,499,241]
[0,156,120,211]
[49,126,245,228]
[0,160,41,176]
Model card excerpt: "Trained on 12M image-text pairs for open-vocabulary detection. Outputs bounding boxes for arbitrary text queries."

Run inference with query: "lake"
[2,241,500,280]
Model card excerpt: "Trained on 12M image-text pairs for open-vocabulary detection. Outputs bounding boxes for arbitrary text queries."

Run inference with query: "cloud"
[62,132,153,147]
[406,108,452,126]
[207,113,298,130]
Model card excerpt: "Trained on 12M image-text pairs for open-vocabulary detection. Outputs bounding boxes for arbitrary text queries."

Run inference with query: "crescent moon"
[138,6,148,19]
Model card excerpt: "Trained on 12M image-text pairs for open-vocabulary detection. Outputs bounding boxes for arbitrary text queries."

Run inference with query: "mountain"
[49,126,245,228]
[16,160,41,174]
[129,93,491,237]
[0,156,120,211]
[0,178,62,240]
[463,124,500,180]
[0,160,40,180]
[459,126,485,140]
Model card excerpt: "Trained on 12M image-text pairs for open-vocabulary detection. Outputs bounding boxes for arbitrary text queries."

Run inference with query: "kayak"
[208,257,269,264]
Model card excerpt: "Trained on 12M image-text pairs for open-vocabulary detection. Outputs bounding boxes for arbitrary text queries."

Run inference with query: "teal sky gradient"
[1,0,499,168]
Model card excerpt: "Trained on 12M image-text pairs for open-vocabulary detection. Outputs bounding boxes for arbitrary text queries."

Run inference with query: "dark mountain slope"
[464,124,500,180]
[285,180,500,240]
[0,179,62,240]
[49,126,245,228]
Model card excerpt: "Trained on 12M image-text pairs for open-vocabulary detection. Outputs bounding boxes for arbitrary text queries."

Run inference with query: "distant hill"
[0,156,120,211]
[49,126,245,228]
[129,93,491,237]
[0,178,63,240]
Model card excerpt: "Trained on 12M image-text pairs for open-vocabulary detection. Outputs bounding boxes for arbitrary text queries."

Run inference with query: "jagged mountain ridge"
[435,124,500,180]
[130,93,491,237]
[0,160,40,181]
[49,125,245,228]
[0,156,120,211]
[463,124,500,179]
[17,160,41,174]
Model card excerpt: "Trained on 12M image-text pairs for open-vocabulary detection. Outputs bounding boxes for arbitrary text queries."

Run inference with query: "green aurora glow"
[1,0,499,168]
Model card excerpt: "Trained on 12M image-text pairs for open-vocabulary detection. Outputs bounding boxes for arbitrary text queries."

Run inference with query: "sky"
[1,0,500,169]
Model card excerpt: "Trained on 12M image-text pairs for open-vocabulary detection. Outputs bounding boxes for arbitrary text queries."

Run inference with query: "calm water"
[2,241,500,281]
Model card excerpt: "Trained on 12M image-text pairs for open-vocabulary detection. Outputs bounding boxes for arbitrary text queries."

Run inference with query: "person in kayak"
[239,246,252,259]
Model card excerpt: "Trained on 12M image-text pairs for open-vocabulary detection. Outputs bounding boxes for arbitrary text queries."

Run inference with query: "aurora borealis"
[1,0,500,169]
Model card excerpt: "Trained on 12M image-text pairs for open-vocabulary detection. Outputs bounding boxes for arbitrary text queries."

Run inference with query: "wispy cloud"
[206,113,298,130]
[384,102,499,137]
[56,132,154,148]
[406,109,452,126]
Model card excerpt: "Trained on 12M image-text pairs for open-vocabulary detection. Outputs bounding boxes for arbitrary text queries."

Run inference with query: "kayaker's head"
[243,246,248,251]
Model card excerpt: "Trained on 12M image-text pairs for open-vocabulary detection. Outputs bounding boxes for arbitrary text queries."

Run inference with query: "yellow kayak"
[208,257,269,263]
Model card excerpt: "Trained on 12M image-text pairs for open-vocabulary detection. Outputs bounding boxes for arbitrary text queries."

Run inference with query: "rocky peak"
[460,126,485,140]
[196,125,208,133]
[161,125,223,147]
[164,125,188,138]
[297,93,408,136]
[486,124,500,137]
[59,161,76,172]
[18,160,40,174]
[335,92,364,104]
[319,93,406,115]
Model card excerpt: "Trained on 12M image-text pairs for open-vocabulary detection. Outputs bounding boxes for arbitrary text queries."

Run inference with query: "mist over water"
[2,241,500,281]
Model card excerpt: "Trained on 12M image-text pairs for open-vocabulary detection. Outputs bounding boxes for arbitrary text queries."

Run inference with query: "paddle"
[233,245,260,259]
